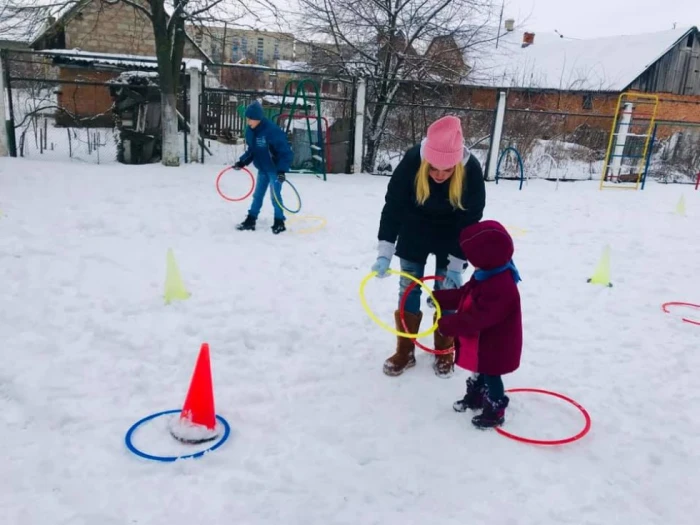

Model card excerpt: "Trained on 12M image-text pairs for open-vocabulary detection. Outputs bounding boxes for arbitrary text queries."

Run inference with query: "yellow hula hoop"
[286,215,327,234]
[359,269,442,338]
[505,225,528,238]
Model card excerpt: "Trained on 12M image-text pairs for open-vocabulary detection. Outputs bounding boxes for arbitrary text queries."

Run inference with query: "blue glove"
[372,257,390,278]
[372,241,394,278]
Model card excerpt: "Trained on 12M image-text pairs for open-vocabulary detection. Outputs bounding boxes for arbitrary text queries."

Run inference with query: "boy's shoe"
[472,395,509,429]
[453,376,487,412]
[236,214,256,231]
[271,218,286,234]
[383,310,422,376]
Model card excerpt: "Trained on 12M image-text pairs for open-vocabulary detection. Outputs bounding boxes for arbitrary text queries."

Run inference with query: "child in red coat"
[433,220,522,429]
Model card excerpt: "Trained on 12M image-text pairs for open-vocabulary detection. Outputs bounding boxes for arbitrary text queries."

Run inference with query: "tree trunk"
[149,0,186,167]
[363,136,378,173]
[161,92,180,166]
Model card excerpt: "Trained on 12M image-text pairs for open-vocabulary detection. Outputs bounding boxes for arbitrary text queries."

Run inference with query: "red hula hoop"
[496,388,592,446]
[661,301,700,327]
[216,166,255,202]
[399,275,454,355]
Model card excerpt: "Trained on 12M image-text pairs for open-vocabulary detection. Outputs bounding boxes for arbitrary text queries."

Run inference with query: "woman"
[371,115,486,378]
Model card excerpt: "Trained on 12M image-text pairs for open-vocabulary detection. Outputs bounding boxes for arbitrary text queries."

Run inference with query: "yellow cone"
[587,245,613,287]
[676,195,686,216]
[164,248,191,304]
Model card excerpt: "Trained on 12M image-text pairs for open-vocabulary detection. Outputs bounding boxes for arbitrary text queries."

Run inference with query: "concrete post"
[188,66,201,163]
[353,77,366,174]
[0,53,9,157]
[486,90,507,181]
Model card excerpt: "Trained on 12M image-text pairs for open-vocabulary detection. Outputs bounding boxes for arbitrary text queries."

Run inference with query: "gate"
[199,62,356,173]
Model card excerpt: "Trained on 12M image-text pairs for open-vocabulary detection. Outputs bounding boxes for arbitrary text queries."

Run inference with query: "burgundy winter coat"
[433,221,522,376]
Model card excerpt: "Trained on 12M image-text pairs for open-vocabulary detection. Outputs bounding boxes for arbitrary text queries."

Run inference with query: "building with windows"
[189,25,311,66]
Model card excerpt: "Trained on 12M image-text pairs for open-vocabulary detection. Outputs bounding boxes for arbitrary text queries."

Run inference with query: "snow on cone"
[169,343,220,444]
[587,245,613,287]
[164,248,191,304]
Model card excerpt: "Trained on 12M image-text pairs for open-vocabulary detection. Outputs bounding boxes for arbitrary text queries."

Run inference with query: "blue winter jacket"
[238,118,293,174]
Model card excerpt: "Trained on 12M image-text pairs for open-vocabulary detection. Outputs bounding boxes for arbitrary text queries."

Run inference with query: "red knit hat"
[422,115,464,169]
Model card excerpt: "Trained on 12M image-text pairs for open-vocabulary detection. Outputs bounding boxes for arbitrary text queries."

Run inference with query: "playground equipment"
[495,146,525,190]
[273,79,328,181]
[600,93,659,190]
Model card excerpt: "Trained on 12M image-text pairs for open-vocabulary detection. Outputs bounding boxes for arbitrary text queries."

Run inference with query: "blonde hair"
[415,160,465,210]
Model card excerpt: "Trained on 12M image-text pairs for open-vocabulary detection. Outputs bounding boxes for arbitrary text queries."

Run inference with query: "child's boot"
[271,218,286,234]
[236,214,256,231]
[432,312,454,378]
[383,310,422,376]
[472,395,509,429]
[453,375,486,412]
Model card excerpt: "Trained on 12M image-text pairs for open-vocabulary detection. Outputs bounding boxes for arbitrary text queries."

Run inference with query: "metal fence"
[2,49,698,182]
[198,62,356,173]
[368,81,496,174]
[2,48,189,165]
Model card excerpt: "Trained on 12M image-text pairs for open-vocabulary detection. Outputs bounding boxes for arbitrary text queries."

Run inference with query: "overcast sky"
[265,0,698,39]
[499,0,699,38]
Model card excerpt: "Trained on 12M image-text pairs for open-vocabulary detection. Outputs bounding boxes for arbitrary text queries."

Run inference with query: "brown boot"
[383,310,423,376]
[432,312,455,378]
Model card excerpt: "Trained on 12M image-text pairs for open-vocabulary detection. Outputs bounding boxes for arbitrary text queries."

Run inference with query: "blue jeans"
[399,258,456,315]
[248,171,285,220]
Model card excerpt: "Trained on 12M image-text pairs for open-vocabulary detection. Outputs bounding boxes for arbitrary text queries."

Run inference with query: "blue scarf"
[474,260,522,284]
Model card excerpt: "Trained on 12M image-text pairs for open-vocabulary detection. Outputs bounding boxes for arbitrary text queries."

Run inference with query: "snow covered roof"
[464,26,698,91]
[24,0,212,62]
[40,49,206,71]
[274,60,312,72]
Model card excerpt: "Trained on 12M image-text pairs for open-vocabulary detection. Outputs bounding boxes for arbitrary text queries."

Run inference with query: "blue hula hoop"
[272,179,302,214]
[496,147,525,191]
[125,409,231,462]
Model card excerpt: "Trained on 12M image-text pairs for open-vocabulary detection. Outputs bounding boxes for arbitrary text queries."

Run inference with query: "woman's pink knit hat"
[422,115,464,169]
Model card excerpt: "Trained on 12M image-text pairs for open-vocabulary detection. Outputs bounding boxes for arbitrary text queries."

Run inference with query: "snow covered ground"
[1,157,699,525]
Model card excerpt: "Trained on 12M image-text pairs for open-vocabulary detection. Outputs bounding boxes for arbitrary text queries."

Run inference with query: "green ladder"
[274,79,327,181]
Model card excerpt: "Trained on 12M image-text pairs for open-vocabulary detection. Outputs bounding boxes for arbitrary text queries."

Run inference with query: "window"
[257,37,265,64]
[582,93,593,110]
[273,39,280,60]
[231,38,239,61]
[241,37,248,57]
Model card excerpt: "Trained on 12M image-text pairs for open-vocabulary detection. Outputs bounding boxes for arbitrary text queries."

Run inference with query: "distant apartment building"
[189,25,311,65]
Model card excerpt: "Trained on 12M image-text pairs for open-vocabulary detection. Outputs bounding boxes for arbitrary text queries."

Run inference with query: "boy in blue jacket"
[235,101,294,234]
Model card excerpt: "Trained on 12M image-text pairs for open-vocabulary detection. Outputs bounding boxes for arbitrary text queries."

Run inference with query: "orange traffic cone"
[169,342,220,444]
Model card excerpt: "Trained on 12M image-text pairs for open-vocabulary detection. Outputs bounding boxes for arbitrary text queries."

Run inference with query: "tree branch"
[103,0,153,21]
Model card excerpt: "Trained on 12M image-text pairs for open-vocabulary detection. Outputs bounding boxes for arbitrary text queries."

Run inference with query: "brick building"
[28,0,210,124]
[188,25,310,65]
[429,25,700,128]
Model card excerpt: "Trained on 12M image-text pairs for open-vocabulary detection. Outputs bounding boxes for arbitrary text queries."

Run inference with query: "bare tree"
[0,1,76,41]
[297,0,499,171]
[101,1,276,166]
[2,0,277,166]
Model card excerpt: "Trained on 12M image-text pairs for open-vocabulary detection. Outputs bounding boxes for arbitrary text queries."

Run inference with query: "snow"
[40,49,205,71]
[465,26,697,91]
[1,156,700,524]
[275,60,312,72]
